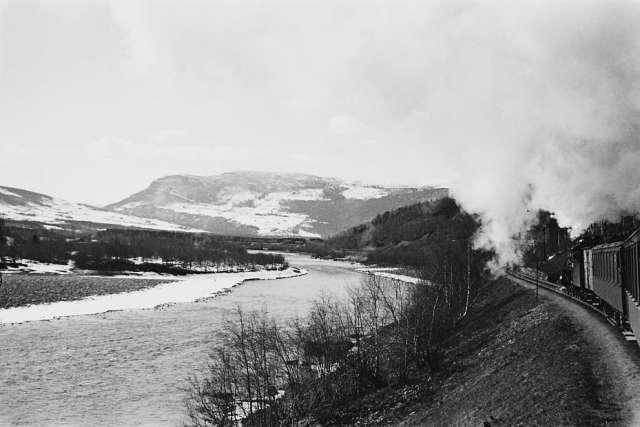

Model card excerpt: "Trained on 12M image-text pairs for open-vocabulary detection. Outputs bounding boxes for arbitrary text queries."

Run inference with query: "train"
[571,227,640,336]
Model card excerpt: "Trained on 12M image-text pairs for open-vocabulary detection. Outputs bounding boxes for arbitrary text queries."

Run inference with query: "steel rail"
[506,269,610,320]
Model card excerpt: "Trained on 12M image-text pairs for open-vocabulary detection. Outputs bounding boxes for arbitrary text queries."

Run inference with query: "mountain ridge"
[106,171,449,238]
[0,172,449,238]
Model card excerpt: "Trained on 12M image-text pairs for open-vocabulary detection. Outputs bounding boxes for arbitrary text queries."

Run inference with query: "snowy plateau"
[0,172,447,237]
[106,172,449,238]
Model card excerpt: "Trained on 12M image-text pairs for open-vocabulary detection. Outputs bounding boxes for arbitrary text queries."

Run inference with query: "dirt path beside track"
[509,275,640,426]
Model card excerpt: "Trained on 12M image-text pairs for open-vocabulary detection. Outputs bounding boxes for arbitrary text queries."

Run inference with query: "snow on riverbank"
[356,267,423,285]
[2,260,74,275]
[0,267,307,324]
[2,258,290,277]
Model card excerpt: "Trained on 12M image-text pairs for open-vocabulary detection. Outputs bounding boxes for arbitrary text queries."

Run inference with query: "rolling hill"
[325,197,482,265]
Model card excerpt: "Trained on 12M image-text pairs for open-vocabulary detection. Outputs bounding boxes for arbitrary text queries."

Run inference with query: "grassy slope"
[322,278,623,426]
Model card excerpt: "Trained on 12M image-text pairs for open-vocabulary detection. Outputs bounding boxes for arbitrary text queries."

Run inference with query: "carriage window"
[629,245,640,300]
[611,252,614,282]
[610,252,614,282]
[609,252,616,282]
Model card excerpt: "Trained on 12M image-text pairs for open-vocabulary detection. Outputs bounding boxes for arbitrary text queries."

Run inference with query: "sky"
[1,0,640,263]
[0,0,462,205]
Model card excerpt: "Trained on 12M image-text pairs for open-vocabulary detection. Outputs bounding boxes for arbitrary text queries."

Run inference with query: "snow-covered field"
[0,267,307,324]
[163,189,324,237]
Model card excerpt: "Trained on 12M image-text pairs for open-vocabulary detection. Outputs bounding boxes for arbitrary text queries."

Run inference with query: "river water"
[0,253,363,426]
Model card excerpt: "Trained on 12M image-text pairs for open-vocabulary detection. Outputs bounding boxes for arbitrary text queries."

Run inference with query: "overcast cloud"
[1,0,640,263]
[0,0,460,205]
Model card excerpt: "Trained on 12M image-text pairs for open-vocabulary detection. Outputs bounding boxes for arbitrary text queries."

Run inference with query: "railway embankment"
[340,277,638,425]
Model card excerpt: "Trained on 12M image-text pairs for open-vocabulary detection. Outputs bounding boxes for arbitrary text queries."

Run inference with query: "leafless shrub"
[186,258,491,425]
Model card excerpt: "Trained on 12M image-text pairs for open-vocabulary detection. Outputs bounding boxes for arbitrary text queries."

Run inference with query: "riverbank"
[1,257,290,276]
[306,277,632,425]
[0,274,174,310]
[0,254,360,426]
[0,267,306,324]
[355,266,423,284]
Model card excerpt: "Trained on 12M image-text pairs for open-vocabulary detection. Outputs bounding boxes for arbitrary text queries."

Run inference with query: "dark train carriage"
[571,247,585,288]
[570,242,594,290]
[584,249,593,291]
[591,241,625,314]
[622,229,640,335]
[560,226,640,338]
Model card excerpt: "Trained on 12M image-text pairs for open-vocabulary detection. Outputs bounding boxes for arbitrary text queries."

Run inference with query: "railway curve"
[507,271,640,425]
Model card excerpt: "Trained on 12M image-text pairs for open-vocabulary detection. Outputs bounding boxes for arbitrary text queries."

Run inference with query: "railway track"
[506,269,638,344]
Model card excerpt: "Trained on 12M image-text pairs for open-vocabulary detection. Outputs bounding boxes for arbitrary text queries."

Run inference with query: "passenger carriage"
[571,228,640,333]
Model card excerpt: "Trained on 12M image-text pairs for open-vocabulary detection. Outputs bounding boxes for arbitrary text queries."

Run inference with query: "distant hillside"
[326,197,481,265]
[106,171,448,238]
[0,185,198,233]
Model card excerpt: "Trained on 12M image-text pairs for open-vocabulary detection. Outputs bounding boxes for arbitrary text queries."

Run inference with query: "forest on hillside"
[316,197,640,285]
[310,197,487,269]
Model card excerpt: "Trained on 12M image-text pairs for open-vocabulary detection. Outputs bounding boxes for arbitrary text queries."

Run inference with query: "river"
[0,253,363,426]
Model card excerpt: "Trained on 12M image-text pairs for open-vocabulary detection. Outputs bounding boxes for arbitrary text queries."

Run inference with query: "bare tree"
[185,252,491,425]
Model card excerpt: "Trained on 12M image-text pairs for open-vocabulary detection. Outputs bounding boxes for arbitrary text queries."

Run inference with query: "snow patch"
[43,224,64,230]
[164,189,324,237]
[168,190,195,203]
[3,260,74,275]
[0,267,307,324]
[116,201,147,210]
[296,228,322,238]
[0,187,22,198]
[356,268,423,284]
[342,185,389,200]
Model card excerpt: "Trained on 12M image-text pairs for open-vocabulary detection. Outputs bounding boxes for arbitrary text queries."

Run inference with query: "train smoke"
[415,1,640,265]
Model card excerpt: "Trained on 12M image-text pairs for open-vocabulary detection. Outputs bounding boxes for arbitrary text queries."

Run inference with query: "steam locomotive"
[571,228,640,335]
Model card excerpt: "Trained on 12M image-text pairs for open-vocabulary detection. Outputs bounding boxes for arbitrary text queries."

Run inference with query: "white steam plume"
[414,1,640,264]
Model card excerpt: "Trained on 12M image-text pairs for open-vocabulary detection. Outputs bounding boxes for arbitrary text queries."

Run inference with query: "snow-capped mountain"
[0,186,199,232]
[106,172,449,238]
